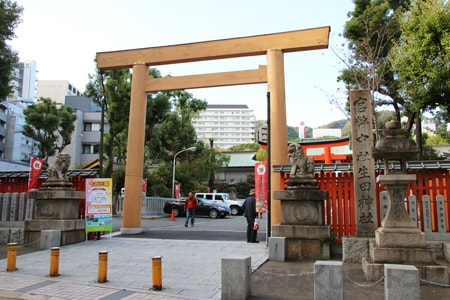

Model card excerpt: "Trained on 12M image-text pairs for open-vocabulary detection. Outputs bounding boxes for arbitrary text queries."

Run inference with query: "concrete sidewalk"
[0,235,268,299]
[1,234,449,299]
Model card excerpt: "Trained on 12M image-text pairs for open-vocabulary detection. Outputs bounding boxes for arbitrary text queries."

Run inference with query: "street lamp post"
[172,147,196,199]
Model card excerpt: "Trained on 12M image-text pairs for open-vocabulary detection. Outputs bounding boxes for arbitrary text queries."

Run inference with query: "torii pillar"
[267,49,288,225]
[96,27,330,233]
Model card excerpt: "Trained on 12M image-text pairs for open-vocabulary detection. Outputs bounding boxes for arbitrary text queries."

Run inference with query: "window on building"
[84,122,101,132]
[84,123,92,131]
[82,144,99,154]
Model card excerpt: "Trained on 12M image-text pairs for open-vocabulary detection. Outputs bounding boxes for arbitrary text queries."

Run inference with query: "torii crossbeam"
[96,26,330,234]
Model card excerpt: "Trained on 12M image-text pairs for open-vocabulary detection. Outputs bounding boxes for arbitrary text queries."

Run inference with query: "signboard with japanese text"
[85,178,113,232]
[350,90,377,237]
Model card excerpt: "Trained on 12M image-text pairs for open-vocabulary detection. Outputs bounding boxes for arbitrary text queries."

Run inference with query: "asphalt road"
[113,214,268,242]
[0,214,269,260]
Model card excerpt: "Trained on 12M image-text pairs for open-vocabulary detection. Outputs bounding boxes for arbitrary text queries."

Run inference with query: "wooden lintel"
[145,65,267,92]
[97,27,330,70]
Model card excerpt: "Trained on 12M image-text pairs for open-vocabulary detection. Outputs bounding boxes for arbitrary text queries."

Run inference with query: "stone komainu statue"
[288,143,307,177]
[286,143,317,188]
[47,153,70,180]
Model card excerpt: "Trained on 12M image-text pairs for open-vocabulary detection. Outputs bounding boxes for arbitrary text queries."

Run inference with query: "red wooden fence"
[0,176,88,193]
[315,170,450,242]
[0,176,89,219]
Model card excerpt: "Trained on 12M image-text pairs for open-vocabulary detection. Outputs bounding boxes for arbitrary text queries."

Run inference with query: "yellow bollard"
[49,247,60,277]
[98,251,108,283]
[6,243,17,272]
[152,256,162,291]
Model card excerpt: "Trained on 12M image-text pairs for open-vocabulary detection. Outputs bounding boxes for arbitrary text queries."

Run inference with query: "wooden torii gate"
[96,27,330,234]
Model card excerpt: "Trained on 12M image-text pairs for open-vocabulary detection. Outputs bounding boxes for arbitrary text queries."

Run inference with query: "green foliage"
[85,64,210,194]
[390,0,450,118]
[235,181,252,199]
[255,148,267,162]
[424,127,449,146]
[184,142,230,194]
[85,67,131,177]
[145,143,230,197]
[319,119,348,129]
[111,166,125,196]
[420,145,445,160]
[229,143,260,151]
[145,86,206,166]
[319,232,337,244]
[0,0,22,100]
[22,97,76,159]
[340,0,411,134]
[146,161,172,197]
[341,0,450,157]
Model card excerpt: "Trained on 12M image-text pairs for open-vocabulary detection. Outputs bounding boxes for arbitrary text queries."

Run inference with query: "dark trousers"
[246,216,258,242]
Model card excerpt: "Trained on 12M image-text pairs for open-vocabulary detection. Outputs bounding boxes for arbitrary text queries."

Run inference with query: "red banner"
[254,161,268,213]
[28,157,44,192]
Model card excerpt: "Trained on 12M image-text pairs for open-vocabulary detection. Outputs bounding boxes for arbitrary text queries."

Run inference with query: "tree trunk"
[416,114,423,160]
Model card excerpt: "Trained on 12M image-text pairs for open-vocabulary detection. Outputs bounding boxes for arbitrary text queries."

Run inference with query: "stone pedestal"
[272,189,329,260]
[362,174,448,283]
[24,188,85,248]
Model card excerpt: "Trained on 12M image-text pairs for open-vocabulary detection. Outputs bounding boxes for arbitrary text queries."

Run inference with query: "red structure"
[0,170,97,219]
[259,137,352,164]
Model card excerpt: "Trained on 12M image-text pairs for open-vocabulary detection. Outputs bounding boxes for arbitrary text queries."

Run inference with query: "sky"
[9,0,355,128]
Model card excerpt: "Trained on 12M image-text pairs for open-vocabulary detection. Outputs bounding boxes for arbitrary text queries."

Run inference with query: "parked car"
[163,198,231,219]
[194,192,244,216]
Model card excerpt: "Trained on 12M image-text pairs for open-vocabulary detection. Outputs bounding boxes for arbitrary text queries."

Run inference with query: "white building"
[192,104,256,149]
[8,60,38,101]
[37,80,82,104]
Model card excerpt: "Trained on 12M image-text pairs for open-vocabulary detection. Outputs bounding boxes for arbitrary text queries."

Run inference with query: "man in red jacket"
[184,192,198,227]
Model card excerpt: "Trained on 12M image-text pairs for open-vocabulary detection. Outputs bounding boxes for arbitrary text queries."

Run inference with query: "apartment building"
[8,60,38,101]
[64,96,106,169]
[192,104,256,149]
[0,60,38,161]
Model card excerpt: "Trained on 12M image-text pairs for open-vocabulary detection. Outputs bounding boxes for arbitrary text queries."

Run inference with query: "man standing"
[242,189,259,243]
[184,192,197,227]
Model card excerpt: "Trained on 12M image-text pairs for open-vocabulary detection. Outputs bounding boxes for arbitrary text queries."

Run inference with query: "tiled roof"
[0,160,98,178]
[224,152,256,167]
[0,159,30,172]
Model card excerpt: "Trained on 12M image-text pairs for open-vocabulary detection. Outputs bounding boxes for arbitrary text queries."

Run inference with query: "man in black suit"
[242,189,259,243]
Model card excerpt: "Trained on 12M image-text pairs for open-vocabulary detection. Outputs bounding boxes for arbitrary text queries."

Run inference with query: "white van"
[194,192,243,215]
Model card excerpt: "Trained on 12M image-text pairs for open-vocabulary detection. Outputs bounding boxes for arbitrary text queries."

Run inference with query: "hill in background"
[256,119,349,140]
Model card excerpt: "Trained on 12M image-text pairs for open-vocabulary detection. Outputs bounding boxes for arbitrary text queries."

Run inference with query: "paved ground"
[2,240,450,299]
[1,215,449,299]
[251,260,450,299]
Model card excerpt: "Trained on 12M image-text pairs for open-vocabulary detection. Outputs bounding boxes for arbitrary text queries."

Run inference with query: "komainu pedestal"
[273,189,329,260]
[24,154,85,248]
[272,143,331,260]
